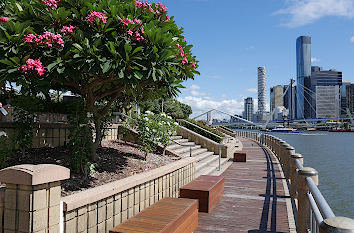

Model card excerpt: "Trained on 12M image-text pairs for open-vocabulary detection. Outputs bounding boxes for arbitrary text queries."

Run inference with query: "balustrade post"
[319,217,354,233]
[297,167,318,233]
[0,164,70,233]
[277,140,286,163]
[284,145,295,179]
[290,154,303,198]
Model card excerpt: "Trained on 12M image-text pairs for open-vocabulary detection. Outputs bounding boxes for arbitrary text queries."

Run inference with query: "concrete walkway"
[195,137,295,233]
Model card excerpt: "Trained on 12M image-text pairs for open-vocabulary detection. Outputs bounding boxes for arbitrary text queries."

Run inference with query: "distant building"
[310,66,342,118]
[341,81,351,116]
[283,85,289,110]
[270,85,284,115]
[296,36,312,119]
[257,67,266,114]
[347,84,354,114]
[316,86,341,118]
[274,106,288,121]
[243,97,254,121]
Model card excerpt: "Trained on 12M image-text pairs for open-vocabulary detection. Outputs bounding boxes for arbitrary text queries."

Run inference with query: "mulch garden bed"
[5,140,180,196]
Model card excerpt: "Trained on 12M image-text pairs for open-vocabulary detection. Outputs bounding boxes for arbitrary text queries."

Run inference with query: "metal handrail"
[177,119,223,140]
[306,177,335,219]
[296,159,304,169]
[308,192,324,223]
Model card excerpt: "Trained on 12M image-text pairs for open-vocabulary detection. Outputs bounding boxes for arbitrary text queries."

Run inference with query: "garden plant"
[0,0,199,163]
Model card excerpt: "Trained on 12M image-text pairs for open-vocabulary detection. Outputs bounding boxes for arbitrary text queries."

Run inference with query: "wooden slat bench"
[109,197,198,233]
[179,175,224,213]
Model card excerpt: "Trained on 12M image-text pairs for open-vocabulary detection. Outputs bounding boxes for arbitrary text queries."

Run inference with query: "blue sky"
[160,0,354,118]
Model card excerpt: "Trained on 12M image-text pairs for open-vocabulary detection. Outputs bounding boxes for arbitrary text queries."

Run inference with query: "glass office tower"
[296,36,311,119]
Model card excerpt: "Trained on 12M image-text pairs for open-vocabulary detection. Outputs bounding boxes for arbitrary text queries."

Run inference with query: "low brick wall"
[0,122,70,148]
[61,157,195,233]
[0,122,120,149]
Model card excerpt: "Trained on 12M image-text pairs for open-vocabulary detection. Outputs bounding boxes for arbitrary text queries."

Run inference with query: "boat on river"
[271,127,299,133]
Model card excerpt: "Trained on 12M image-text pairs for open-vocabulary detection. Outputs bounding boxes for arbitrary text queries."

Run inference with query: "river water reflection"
[239,130,354,218]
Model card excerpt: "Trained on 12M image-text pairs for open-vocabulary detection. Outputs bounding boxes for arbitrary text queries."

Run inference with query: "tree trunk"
[91,118,102,161]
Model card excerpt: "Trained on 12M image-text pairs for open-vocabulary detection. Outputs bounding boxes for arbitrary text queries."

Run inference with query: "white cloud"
[350,35,354,42]
[191,90,206,96]
[311,57,320,63]
[274,0,354,27]
[177,96,244,120]
[246,88,258,93]
[189,84,200,90]
[187,84,207,96]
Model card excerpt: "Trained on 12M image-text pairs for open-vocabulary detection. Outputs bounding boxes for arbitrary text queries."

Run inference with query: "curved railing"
[234,130,354,233]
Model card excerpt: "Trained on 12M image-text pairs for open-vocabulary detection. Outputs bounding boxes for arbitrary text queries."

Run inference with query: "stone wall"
[61,157,195,233]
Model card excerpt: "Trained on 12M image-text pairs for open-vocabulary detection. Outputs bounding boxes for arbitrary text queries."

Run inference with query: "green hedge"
[180,119,225,143]
[219,125,234,134]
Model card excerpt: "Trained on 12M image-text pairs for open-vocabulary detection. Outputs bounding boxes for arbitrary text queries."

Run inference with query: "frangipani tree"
[0,0,199,160]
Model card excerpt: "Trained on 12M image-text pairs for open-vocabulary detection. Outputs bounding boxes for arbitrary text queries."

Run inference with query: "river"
[239,130,354,218]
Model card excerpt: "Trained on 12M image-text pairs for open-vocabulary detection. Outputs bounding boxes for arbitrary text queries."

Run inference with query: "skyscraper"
[341,81,351,116]
[310,66,342,118]
[296,36,311,119]
[243,97,254,121]
[270,85,284,113]
[257,67,266,114]
[316,86,341,118]
[347,84,354,114]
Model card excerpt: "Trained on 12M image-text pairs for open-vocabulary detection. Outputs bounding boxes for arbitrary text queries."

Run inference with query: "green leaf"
[0,59,15,66]
[101,61,111,73]
[124,42,132,54]
[118,69,124,79]
[73,43,83,51]
[133,71,143,80]
[153,46,158,54]
[57,67,65,74]
[9,57,20,65]
[152,68,157,81]
[8,68,18,73]
[16,3,23,11]
[47,62,57,72]
[132,46,143,55]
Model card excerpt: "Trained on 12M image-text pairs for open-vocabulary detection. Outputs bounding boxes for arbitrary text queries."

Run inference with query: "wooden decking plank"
[195,138,292,233]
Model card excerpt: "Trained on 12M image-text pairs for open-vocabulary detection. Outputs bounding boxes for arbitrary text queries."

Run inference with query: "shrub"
[128,111,178,157]
[67,102,94,177]
[0,131,11,168]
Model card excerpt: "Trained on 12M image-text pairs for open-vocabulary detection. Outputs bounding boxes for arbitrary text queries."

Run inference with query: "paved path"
[195,137,294,233]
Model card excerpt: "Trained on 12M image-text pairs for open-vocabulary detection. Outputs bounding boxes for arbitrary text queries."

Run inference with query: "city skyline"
[169,0,354,118]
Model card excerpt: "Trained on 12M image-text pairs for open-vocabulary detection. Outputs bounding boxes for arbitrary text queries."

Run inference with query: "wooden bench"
[179,175,224,213]
[234,151,247,162]
[109,197,198,233]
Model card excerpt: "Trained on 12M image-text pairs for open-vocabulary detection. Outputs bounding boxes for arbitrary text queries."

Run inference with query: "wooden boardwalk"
[195,138,294,233]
